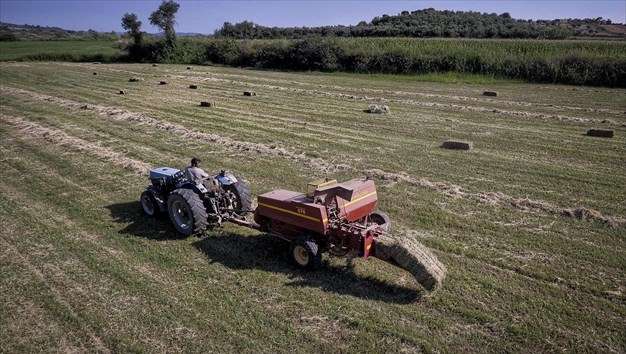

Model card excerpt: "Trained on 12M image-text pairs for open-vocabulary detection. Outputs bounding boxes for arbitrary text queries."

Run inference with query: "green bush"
[129,37,626,87]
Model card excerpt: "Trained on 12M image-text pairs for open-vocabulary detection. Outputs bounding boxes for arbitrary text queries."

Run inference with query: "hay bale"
[366,104,389,114]
[441,140,472,150]
[199,101,214,107]
[118,90,126,95]
[483,91,498,97]
[243,91,256,96]
[128,77,140,82]
[374,234,446,291]
[189,84,198,89]
[159,81,167,85]
[586,129,614,138]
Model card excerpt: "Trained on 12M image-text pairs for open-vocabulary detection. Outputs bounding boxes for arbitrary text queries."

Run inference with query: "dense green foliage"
[0,40,120,61]
[215,8,624,40]
[125,37,626,87]
[2,35,625,87]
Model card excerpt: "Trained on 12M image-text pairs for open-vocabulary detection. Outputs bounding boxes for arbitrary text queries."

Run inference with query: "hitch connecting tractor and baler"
[140,167,445,291]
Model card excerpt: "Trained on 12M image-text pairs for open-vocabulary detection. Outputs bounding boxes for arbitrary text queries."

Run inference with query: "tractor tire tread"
[168,188,208,236]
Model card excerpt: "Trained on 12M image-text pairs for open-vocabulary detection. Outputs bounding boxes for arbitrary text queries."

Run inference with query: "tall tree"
[149,0,180,46]
[121,13,143,44]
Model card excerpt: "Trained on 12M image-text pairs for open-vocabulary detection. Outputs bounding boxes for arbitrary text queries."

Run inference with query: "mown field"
[0,62,625,352]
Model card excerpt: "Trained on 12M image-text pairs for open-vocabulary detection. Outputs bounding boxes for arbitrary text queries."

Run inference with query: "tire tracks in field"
[3,86,624,227]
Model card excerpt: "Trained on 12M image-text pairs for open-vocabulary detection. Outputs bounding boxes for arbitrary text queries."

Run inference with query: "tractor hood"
[149,167,180,180]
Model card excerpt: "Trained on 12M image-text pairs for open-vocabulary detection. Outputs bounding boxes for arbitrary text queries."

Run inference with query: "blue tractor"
[140,167,252,236]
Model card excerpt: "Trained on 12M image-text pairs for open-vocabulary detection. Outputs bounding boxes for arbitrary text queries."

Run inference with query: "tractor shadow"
[193,233,423,304]
[105,201,182,240]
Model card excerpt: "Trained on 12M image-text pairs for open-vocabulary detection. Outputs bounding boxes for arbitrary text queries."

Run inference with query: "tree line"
[213,9,614,40]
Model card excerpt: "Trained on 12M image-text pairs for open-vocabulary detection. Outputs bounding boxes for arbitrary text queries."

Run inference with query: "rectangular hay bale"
[441,140,472,150]
[586,129,614,138]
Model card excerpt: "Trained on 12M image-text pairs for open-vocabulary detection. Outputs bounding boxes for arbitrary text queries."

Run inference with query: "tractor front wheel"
[140,190,160,217]
[290,237,322,270]
[167,189,208,236]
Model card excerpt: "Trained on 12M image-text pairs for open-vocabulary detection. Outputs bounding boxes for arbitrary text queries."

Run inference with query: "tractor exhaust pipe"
[373,234,446,291]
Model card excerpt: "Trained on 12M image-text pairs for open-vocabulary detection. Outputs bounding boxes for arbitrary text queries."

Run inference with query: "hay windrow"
[0,86,342,174]
[366,169,625,228]
[0,114,151,175]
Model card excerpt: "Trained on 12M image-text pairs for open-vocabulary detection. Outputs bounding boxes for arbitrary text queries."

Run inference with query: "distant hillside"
[0,22,208,41]
[0,22,119,41]
[215,8,626,40]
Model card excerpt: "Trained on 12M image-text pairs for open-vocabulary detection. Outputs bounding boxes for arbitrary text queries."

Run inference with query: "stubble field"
[0,62,625,352]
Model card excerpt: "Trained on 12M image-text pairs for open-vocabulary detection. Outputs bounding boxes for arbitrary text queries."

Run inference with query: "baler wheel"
[140,191,159,217]
[369,211,391,232]
[167,189,208,236]
[290,237,322,270]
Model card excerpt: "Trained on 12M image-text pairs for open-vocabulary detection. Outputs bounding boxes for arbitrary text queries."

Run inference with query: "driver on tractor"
[185,157,209,186]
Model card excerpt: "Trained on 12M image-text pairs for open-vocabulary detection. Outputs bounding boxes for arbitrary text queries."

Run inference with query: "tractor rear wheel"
[167,189,208,236]
[140,190,160,217]
[290,237,322,270]
[224,176,252,214]
[369,211,391,232]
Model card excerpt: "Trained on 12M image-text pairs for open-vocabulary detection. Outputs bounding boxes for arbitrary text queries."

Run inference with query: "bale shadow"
[105,201,181,240]
[193,233,423,303]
